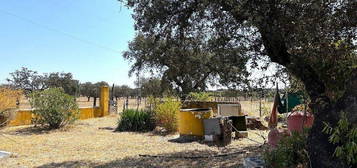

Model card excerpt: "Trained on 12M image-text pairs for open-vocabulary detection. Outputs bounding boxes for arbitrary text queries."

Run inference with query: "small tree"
[7,67,80,96]
[80,82,96,101]
[30,88,79,129]
[6,67,46,94]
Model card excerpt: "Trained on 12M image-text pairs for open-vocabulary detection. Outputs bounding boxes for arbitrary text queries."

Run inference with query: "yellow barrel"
[178,108,212,136]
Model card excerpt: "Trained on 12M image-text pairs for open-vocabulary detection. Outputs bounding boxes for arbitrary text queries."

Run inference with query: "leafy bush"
[147,96,160,110]
[263,130,310,168]
[116,109,155,132]
[154,97,181,133]
[29,88,79,129]
[187,92,213,101]
[323,113,357,166]
[0,87,22,127]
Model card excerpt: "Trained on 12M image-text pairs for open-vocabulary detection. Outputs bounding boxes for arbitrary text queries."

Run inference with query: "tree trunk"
[93,97,97,107]
[257,12,357,165]
[220,1,357,166]
[307,100,344,167]
[307,72,357,168]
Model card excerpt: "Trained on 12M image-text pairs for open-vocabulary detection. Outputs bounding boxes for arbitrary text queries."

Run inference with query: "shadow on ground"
[5,125,78,136]
[98,126,115,131]
[6,126,53,136]
[35,145,263,168]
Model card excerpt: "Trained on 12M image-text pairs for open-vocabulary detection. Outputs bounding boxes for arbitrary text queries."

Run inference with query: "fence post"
[100,86,109,116]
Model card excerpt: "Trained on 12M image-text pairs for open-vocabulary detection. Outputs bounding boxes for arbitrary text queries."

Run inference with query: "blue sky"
[0,0,136,86]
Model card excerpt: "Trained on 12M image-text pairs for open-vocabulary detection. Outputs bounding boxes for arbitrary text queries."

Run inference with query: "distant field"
[17,96,147,112]
[240,100,273,117]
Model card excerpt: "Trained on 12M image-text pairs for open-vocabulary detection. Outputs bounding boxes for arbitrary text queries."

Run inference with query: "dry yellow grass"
[0,115,267,168]
[18,97,147,112]
[240,100,273,117]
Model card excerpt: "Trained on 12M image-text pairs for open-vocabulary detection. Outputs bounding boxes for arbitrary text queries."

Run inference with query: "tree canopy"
[121,0,356,167]
[7,67,79,96]
[79,82,97,101]
[44,72,79,96]
[124,31,250,96]
[113,85,134,98]
[135,77,169,97]
[6,67,47,93]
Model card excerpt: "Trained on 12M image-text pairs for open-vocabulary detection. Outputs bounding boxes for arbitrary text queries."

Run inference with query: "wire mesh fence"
[16,95,273,117]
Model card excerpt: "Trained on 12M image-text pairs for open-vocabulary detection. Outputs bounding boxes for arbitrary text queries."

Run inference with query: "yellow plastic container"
[178,108,212,136]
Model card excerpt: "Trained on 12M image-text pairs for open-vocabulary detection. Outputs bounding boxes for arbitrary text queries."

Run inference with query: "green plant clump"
[263,130,310,168]
[154,97,181,133]
[116,109,155,132]
[323,113,357,166]
[30,88,79,129]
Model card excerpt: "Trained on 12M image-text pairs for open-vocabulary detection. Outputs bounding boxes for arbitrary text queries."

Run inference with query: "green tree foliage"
[121,0,357,166]
[124,34,250,96]
[80,82,97,101]
[113,85,133,99]
[323,113,357,166]
[95,81,109,88]
[92,81,109,106]
[29,88,79,129]
[44,72,79,96]
[136,77,167,97]
[7,67,79,96]
[6,67,47,93]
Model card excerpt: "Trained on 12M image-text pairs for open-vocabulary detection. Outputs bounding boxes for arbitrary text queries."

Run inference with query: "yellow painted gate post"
[100,86,109,117]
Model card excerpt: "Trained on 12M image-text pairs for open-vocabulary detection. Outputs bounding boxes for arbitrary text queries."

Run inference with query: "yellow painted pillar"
[100,86,109,117]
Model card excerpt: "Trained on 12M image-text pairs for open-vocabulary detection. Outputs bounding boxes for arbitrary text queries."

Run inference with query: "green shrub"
[29,88,79,129]
[154,97,181,133]
[323,113,357,166]
[116,109,155,132]
[263,130,309,168]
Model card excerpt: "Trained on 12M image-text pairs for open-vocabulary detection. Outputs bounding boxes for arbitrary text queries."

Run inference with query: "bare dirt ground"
[0,115,268,168]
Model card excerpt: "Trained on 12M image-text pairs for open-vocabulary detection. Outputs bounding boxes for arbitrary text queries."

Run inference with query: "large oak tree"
[124,34,250,97]
[121,0,356,167]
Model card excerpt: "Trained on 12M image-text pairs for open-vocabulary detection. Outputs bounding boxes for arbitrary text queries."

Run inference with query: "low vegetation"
[154,97,181,133]
[29,88,79,129]
[263,130,310,168]
[116,109,155,132]
[117,97,181,133]
[323,113,357,167]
